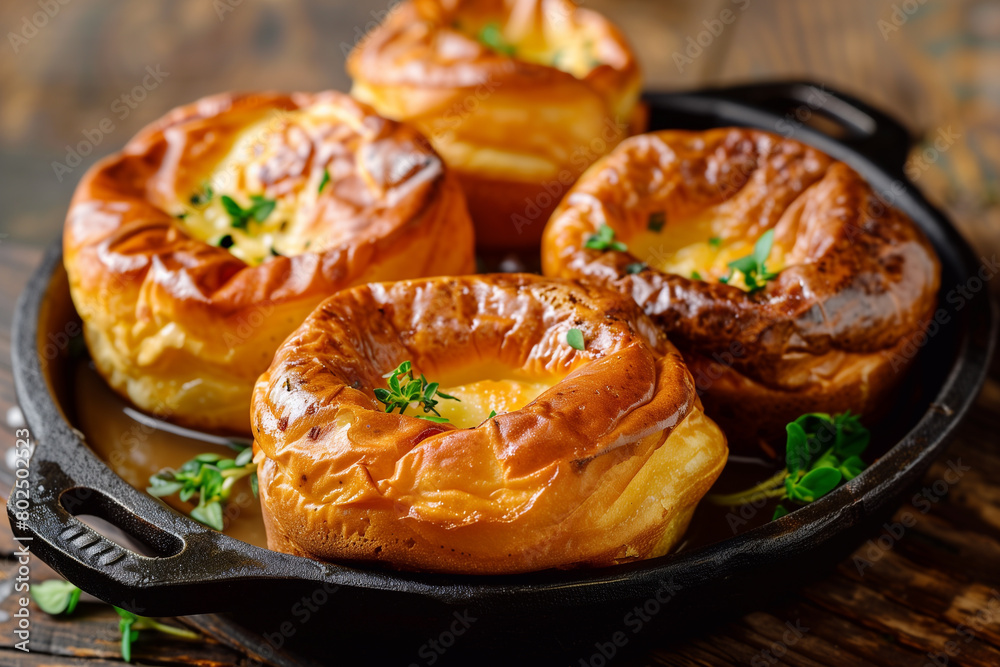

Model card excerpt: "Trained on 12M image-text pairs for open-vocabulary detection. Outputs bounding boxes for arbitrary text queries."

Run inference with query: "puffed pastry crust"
[349,0,642,250]
[542,128,941,444]
[64,91,475,433]
[252,274,727,574]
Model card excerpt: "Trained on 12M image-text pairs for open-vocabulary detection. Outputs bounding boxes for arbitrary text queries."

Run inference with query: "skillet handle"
[8,243,333,617]
[644,81,914,176]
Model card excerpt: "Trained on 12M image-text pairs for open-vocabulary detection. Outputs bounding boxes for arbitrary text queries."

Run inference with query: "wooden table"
[1,1,999,665]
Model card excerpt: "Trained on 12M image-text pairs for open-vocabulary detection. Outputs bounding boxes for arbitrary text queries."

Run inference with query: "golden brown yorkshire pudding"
[542,128,941,446]
[252,274,726,574]
[347,0,642,251]
[64,91,475,434]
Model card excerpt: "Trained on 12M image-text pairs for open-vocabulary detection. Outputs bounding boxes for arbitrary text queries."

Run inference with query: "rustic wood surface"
[0,0,998,665]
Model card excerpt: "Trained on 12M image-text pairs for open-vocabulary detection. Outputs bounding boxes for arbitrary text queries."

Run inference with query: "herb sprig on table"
[375,360,460,423]
[31,580,199,664]
[146,441,257,531]
[709,411,871,519]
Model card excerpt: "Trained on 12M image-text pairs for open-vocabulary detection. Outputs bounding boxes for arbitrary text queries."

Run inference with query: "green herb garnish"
[708,236,722,248]
[33,581,198,663]
[375,360,459,422]
[691,270,702,280]
[647,211,665,232]
[116,607,199,663]
[32,580,81,615]
[318,168,331,194]
[221,194,277,230]
[584,224,627,252]
[147,443,257,531]
[488,409,497,419]
[719,229,778,292]
[189,183,213,206]
[708,411,870,519]
[566,328,585,351]
[216,234,235,249]
[625,262,648,275]
[477,22,516,56]
[270,245,282,257]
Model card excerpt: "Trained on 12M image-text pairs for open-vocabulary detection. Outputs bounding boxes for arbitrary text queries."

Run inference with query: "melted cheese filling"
[625,216,786,291]
[413,363,561,429]
[171,106,353,266]
[455,18,600,80]
[433,378,556,428]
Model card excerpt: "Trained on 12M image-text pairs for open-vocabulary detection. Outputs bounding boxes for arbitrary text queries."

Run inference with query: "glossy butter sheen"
[252,274,727,574]
[347,0,642,249]
[542,128,941,443]
[63,91,476,433]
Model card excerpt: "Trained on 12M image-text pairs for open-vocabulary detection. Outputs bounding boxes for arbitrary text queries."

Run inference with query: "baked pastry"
[541,128,941,446]
[252,274,727,574]
[64,91,475,433]
[347,0,642,251]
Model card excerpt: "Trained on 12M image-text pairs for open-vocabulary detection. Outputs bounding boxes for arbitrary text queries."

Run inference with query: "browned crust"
[541,128,941,442]
[252,274,727,574]
[64,90,475,433]
[347,0,642,251]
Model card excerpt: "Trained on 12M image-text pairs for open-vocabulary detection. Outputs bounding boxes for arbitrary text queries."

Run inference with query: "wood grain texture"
[0,0,998,665]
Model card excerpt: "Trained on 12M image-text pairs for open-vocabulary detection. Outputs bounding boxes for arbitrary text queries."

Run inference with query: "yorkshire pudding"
[64,91,475,434]
[251,274,727,574]
[347,0,642,251]
[542,128,941,445]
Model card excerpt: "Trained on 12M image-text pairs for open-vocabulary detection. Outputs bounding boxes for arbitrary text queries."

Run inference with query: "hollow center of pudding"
[455,16,601,79]
[169,107,366,267]
[623,213,786,290]
[416,361,562,429]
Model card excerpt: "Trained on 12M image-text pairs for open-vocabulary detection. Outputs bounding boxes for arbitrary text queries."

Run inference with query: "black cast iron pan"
[9,82,997,665]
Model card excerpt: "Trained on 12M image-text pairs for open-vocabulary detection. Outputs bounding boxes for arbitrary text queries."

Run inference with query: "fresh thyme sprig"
[708,411,870,519]
[719,229,779,292]
[375,360,460,422]
[189,182,213,206]
[477,22,516,56]
[147,442,257,531]
[220,193,277,230]
[31,581,199,664]
[585,224,627,252]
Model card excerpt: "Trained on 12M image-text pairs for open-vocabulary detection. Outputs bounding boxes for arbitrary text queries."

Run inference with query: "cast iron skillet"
[10,82,997,665]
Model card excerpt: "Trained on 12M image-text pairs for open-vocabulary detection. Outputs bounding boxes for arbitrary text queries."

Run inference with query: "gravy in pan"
[71,359,269,549]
